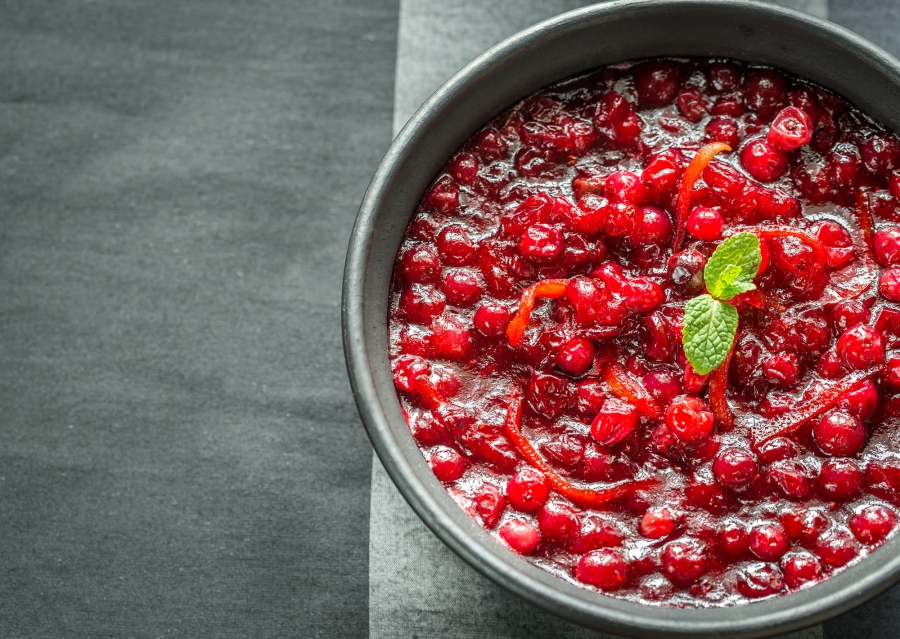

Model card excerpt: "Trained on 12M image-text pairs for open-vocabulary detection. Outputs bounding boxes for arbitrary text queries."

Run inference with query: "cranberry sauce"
[387,57,900,607]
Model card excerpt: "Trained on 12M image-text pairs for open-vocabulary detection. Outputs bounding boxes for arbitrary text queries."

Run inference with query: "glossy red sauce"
[388,57,900,606]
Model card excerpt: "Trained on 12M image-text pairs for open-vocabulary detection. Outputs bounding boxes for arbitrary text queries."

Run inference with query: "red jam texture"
[389,57,900,607]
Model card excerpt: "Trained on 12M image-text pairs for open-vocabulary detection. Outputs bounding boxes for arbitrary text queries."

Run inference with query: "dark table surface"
[2,1,900,637]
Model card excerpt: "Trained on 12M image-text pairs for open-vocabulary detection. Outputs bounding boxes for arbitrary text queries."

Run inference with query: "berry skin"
[604,170,645,204]
[744,70,787,118]
[591,398,638,447]
[666,395,715,443]
[431,314,471,360]
[850,505,898,543]
[874,227,900,266]
[472,127,508,161]
[639,506,677,539]
[473,303,511,337]
[861,134,900,176]
[819,458,863,500]
[506,467,550,513]
[815,529,859,568]
[604,201,641,237]
[449,152,479,184]
[537,502,580,542]
[767,460,811,500]
[556,338,595,375]
[474,483,506,528]
[813,410,866,457]
[636,206,673,245]
[740,138,788,182]
[400,244,442,284]
[634,61,681,107]
[880,267,900,302]
[749,523,789,561]
[499,519,541,554]
[576,548,628,589]
[437,224,477,266]
[705,116,739,148]
[720,520,750,556]
[677,87,706,122]
[831,300,870,333]
[425,176,460,213]
[767,106,813,150]
[713,448,759,489]
[400,285,446,325]
[836,325,884,371]
[520,223,563,263]
[661,538,707,584]
[429,446,466,482]
[736,562,785,598]
[781,552,823,589]
[686,206,724,241]
[762,353,800,387]
[441,269,482,307]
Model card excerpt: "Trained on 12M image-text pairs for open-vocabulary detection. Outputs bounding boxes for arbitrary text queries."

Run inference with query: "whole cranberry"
[576,548,628,589]
[499,519,541,554]
[819,458,863,500]
[881,267,900,302]
[710,95,745,117]
[429,446,466,482]
[634,61,681,107]
[709,62,742,92]
[705,116,740,148]
[814,410,866,457]
[425,176,460,213]
[661,538,707,584]
[472,127,508,161]
[520,223,563,263]
[474,483,506,528]
[686,206,724,241]
[399,243,441,284]
[720,520,750,556]
[666,395,714,443]
[570,514,624,552]
[449,152,479,184]
[526,372,572,419]
[575,379,606,416]
[832,300,870,333]
[839,380,878,421]
[886,354,900,389]
[737,563,785,598]
[641,151,683,200]
[762,353,800,387]
[667,248,707,294]
[744,70,787,118]
[768,460,811,500]
[766,106,813,150]
[437,224,477,266]
[861,134,900,176]
[850,505,898,543]
[537,502,580,542]
[755,437,801,464]
[431,314,471,359]
[591,398,638,446]
[506,467,550,513]
[780,508,828,546]
[635,206,673,246]
[400,284,446,325]
[441,269,482,307]
[677,86,706,122]
[473,302,511,337]
[605,170,645,204]
[623,277,664,313]
[781,552,823,589]
[604,201,641,237]
[740,138,788,182]
[557,338,595,375]
[836,324,884,370]
[874,227,900,266]
[643,370,682,404]
[713,448,759,489]
[815,528,860,568]
[640,506,677,539]
[814,220,854,268]
[749,523,789,561]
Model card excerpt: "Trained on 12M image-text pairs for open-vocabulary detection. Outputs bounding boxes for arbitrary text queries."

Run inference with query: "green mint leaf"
[704,232,761,301]
[682,294,739,375]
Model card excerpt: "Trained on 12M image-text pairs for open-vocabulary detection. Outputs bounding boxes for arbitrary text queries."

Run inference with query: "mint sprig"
[682,232,761,375]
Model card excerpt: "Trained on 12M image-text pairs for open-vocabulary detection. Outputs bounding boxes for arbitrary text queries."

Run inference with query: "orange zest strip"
[708,341,735,431]
[673,142,732,250]
[504,394,658,509]
[506,279,569,346]
[604,362,663,420]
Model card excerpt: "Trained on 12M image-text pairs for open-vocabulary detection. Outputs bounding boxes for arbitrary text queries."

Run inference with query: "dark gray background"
[0,0,898,637]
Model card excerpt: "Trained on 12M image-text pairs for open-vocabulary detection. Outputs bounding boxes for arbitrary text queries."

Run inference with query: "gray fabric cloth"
[0,0,397,636]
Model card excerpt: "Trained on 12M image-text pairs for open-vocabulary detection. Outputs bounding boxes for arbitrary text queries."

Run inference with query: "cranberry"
[814,220,854,268]
[814,410,866,457]
[426,176,460,213]
[709,62,741,92]
[668,248,707,294]
[604,201,641,237]
[520,223,563,263]
[576,548,628,589]
[713,448,759,489]
[566,276,627,326]
[676,87,706,122]
[828,145,861,201]
[839,380,878,421]
[780,508,828,546]
[431,314,471,359]
[744,70,787,118]
[594,91,642,147]
[815,528,860,568]
[887,354,900,389]
[537,502,580,542]
[605,170,645,204]
[634,61,681,107]
[437,224,477,266]
[705,116,739,148]
[768,460,811,500]
[572,172,606,199]
[736,563,785,598]
[720,520,750,556]
[875,227,900,266]
[836,325,884,370]
[641,151,682,200]
[567,194,609,234]
[762,353,799,387]
[755,437,800,464]
[591,398,638,446]
[473,302,510,337]
[639,506,677,539]
[400,284,446,324]
[881,268,900,302]
[623,277,664,312]
[740,138,788,182]
[575,379,606,416]
[570,515,623,552]
[832,300,870,333]
[636,206,673,246]
[474,483,506,528]
[441,269,482,307]
[686,206,724,241]
[506,467,550,514]
[850,505,898,544]
[710,95,745,117]
[666,395,714,443]
[429,446,466,482]
[818,349,845,379]
[766,106,813,150]
[449,152,479,184]
[399,244,441,284]
[472,127,508,161]
[781,552,823,589]
[643,371,681,404]
[861,133,900,176]
[526,372,572,419]
[820,458,863,500]
[499,519,541,554]
[557,338,595,375]
[661,538,707,584]
[749,523,788,561]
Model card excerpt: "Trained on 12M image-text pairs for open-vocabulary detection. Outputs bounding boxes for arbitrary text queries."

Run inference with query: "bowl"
[342,1,900,636]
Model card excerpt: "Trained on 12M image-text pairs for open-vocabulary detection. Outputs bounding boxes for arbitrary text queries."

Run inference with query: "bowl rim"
[343,1,900,636]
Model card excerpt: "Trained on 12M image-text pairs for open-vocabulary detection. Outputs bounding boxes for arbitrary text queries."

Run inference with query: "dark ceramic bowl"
[342,1,900,636]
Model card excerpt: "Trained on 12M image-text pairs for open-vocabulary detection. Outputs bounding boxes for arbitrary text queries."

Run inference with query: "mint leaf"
[683,294,739,375]
[704,232,761,301]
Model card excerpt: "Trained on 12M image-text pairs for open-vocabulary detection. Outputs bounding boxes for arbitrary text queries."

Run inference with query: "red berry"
[572,172,606,199]
[537,502,580,542]
[762,353,799,387]
[636,206,673,245]
[676,86,706,122]
[641,151,683,200]
[813,410,866,457]
[767,460,811,500]
[643,371,681,404]
[749,523,789,561]
[426,176,460,213]
[591,398,638,446]
[526,372,572,418]
[886,354,900,389]
[400,284,446,324]
[473,302,511,337]
[576,548,628,589]
[634,61,681,107]
[566,276,627,326]
[815,528,859,568]
[832,300,870,333]
[604,170,645,204]
[666,395,714,443]
[720,520,750,556]
[875,227,900,266]
[399,244,441,284]
[557,338,595,375]
[661,538,707,584]
[472,127,508,161]
[836,324,884,371]
[686,206,724,241]
[839,380,878,421]
[755,437,800,464]
[705,116,739,148]
[506,467,550,513]
[881,267,900,302]
[474,483,506,528]
[429,446,466,482]
[570,514,623,552]
[819,458,863,500]
[850,505,898,543]
[449,152,479,184]
[890,170,900,201]
[499,519,541,554]
[604,201,641,237]
[740,138,788,182]
[713,448,759,489]
[861,133,900,176]
[709,62,742,92]
[575,379,606,416]
[639,506,677,539]
[710,95,745,117]
[520,223,563,263]
[623,277,664,312]
[766,106,813,150]
[431,313,471,359]
[736,562,785,598]
[779,508,828,546]
[744,70,787,118]
[441,269,482,307]
[781,552,823,589]
[437,224,477,266]
[567,193,610,234]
